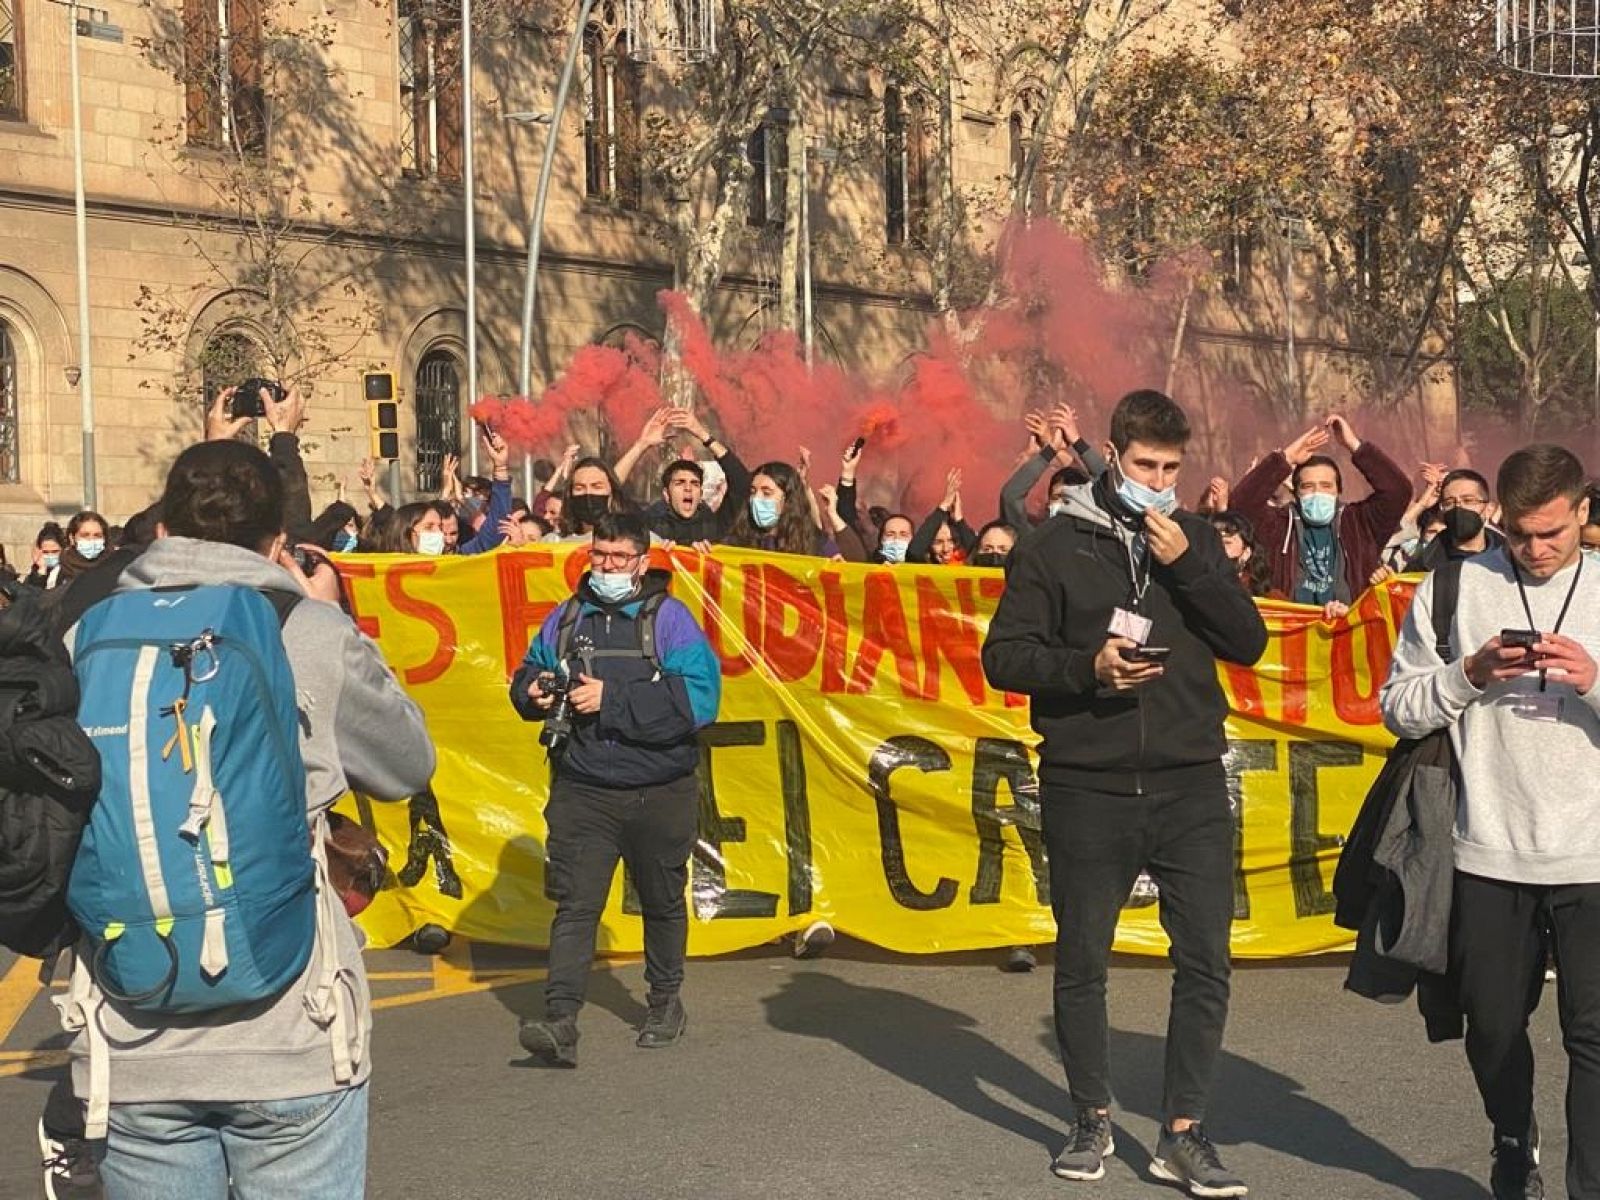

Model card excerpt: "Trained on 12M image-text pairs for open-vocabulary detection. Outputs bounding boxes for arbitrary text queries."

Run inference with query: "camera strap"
[1511,554,1582,692]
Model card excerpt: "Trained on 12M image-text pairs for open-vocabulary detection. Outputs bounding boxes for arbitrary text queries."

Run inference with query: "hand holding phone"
[1119,645,1172,664]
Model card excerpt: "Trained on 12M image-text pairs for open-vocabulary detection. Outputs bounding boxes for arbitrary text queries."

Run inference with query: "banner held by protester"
[333,546,1415,959]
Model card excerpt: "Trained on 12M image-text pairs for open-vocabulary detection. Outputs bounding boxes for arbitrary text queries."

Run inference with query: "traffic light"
[363,372,399,460]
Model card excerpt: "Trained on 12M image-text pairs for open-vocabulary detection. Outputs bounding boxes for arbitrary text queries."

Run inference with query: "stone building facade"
[0,0,1455,563]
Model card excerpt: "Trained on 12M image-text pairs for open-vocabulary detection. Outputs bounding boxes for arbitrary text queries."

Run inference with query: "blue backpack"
[68,585,315,1014]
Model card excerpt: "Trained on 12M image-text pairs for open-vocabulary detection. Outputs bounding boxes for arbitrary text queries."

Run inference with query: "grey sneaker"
[637,995,687,1049]
[792,920,835,959]
[1151,1124,1247,1197]
[39,1118,103,1200]
[1491,1129,1544,1200]
[1003,946,1038,973]
[517,1014,579,1067]
[1052,1108,1115,1181]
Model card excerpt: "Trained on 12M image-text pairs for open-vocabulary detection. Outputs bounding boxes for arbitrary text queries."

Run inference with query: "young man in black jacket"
[982,390,1268,1196]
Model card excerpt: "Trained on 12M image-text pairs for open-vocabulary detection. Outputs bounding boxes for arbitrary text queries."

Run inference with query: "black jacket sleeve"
[836,480,860,530]
[908,507,949,564]
[953,519,978,556]
[715,446,755,536]
[270,432,315,543]
[1162,519,1270,667]
[980,536,1100,697]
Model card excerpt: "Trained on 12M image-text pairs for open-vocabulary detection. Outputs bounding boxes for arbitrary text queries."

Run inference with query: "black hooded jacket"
[981,478,1269,793]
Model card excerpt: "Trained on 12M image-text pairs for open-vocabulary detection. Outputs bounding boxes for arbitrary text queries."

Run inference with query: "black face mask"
[1442,506,1485,544]
[567,494,610,528]
[971,551,1009,569]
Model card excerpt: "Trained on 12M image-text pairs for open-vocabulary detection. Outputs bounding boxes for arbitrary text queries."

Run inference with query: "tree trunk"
[1165,274,1195,396]
[780,106,804,332]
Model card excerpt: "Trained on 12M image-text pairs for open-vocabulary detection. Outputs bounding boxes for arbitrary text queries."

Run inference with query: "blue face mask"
[880,538,909,564]
[334,530,359,553]
[750,496,782,530]
[1112,454,1178,517]
[416,530,447,556]
[1300,493,1338,527]
[77,539,105,561]
[590,571,638,604]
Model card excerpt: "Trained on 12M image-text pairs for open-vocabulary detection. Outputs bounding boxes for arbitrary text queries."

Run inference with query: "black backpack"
[0,581,102,958]
[553,591,667,671]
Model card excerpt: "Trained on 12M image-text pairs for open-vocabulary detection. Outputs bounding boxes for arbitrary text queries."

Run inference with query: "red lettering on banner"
[1221,660,1265,719]
[1277,620,1311,726]
[849,572,924,698]
[750,565,823,683]
[1330,591,1392,727]
[916,576,987,706]
[561,546,591,592]
[978,576,1028,708]
[701,557,754,678]
[820,571,850,692]
[384,562,458,685]
[337,560,381,640]
[495,549,558,677]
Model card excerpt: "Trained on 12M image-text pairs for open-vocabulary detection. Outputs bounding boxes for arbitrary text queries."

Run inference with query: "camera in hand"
[539,670,576,751]
[231,378,285,420]
[1501,629,1540,651]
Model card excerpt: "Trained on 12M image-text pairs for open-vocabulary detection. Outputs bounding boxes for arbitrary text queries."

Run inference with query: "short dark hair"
[463,475,492,499]
[531,458,556,486]
[1292,454,1344,494]
[159,440,285,551]
[1049,466,1091,492]
[1418,503,1444,530]
[1209,509,1256,543]
[428,500,456,522]
[1498,443,1587,521]
[121,504,163,548]
[591,510,650,554]
[1109,389,1190,453]
[1440,468,1490,500]
[661,459,704,490]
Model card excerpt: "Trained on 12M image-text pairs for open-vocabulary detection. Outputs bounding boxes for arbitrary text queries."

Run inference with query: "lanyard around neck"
[1512,554,1583,692]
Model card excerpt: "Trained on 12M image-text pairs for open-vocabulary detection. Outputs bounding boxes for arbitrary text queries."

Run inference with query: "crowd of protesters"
[22,372,1600,1200]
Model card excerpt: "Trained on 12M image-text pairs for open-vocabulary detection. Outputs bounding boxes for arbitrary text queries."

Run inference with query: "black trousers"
[542,774,699,1019]
[1040,773,1235,1122]
[1452,872,1600,1199]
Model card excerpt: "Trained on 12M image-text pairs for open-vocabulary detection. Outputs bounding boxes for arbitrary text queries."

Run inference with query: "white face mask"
[416,529,447,556]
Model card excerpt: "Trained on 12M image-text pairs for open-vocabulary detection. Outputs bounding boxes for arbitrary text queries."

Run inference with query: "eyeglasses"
[591,549,643,569]
[1439,496,1488,511]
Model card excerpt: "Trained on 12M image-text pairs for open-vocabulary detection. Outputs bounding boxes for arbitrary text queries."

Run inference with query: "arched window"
[414,348,462,495]
[583,4,642,207]
[0,319,18,484]
[1008,89,1046,214]
[199,330,266,437]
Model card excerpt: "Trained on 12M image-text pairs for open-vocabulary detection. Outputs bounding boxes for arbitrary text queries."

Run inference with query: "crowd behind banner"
[334,542,1419,960]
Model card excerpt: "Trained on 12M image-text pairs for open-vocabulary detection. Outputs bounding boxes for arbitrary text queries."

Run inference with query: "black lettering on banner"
[1222,739,1278,921]
[776,719,816,916]
[690,721,781,919]
[869,735,959,911]
[969,738,1048,906]
[1288,740,1364,918]
[396,788,464,899]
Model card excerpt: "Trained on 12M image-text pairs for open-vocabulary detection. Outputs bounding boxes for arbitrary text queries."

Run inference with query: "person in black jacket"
[619,407,753,545]
[982,389,1267,1196]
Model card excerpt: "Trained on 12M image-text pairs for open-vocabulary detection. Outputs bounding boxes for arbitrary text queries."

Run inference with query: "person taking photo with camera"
[510,512,721,1068]
[1382,444,1600,1200]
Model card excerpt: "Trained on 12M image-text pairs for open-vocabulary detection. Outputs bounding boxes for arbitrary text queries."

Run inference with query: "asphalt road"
[0,941,1571,1200]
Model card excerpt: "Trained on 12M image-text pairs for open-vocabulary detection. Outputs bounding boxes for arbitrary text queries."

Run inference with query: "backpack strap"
[1431,559,1464,664]
[259,589,304,629]
[552,598,582,664]
[556,593,666,672]
[636,590,667,672]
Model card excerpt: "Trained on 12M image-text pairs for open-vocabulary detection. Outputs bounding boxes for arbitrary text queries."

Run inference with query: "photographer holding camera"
[509,511,721,1068]
[1382,444,1600,1200]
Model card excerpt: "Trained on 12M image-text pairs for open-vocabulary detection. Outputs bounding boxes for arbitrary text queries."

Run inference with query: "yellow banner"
[334,546,1413,959]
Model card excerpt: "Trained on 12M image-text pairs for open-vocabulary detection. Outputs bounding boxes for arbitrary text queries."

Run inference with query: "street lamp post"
[60,1,123,510]
[461,0,479,477]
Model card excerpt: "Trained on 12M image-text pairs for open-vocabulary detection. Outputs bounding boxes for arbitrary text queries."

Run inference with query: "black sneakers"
[1151,1124,1248,1198]
[517,1014,579,1068]
[1491,1129,1545,1200]
[39,1118,103,1200]
[1052,1108,1115,1181]
[636,995,688,1049]
[1002,946,1038,973]
[792,920,835,959]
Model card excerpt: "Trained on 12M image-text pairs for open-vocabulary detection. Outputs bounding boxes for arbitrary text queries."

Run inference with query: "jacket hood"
[116,536,302,595]
[1057,482,1115,532]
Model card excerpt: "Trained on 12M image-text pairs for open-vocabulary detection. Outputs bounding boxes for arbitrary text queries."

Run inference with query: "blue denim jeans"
[101,1083,368,1200]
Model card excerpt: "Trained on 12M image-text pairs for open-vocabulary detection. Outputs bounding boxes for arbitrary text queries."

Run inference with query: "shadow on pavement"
[760,970,1068,1158]
[1089,1022,1488,1200]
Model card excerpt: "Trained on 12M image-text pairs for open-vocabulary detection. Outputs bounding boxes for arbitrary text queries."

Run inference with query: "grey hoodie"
[66,537,436,1105]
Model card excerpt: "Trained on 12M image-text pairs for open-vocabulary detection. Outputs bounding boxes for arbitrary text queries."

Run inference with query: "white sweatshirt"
[1381,547,1600,885]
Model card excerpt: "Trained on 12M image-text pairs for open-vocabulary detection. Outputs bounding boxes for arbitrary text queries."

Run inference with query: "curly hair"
[725,461,821,556]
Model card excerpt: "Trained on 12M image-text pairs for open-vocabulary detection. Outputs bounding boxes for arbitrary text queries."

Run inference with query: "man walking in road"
[982,390,1268,1196]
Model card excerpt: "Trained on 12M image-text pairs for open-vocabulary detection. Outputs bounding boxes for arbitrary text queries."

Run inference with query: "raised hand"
[798,446,813,483]
[941,467,963,512]
[482,427,511,475]
[1325,414,1362,454]
[1284,425,1332,467]
[1024,410,1051,451]
[206,389,253,442]
[1049,403,1082,447]
[263,385,307,435]
[637,407,674,448]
